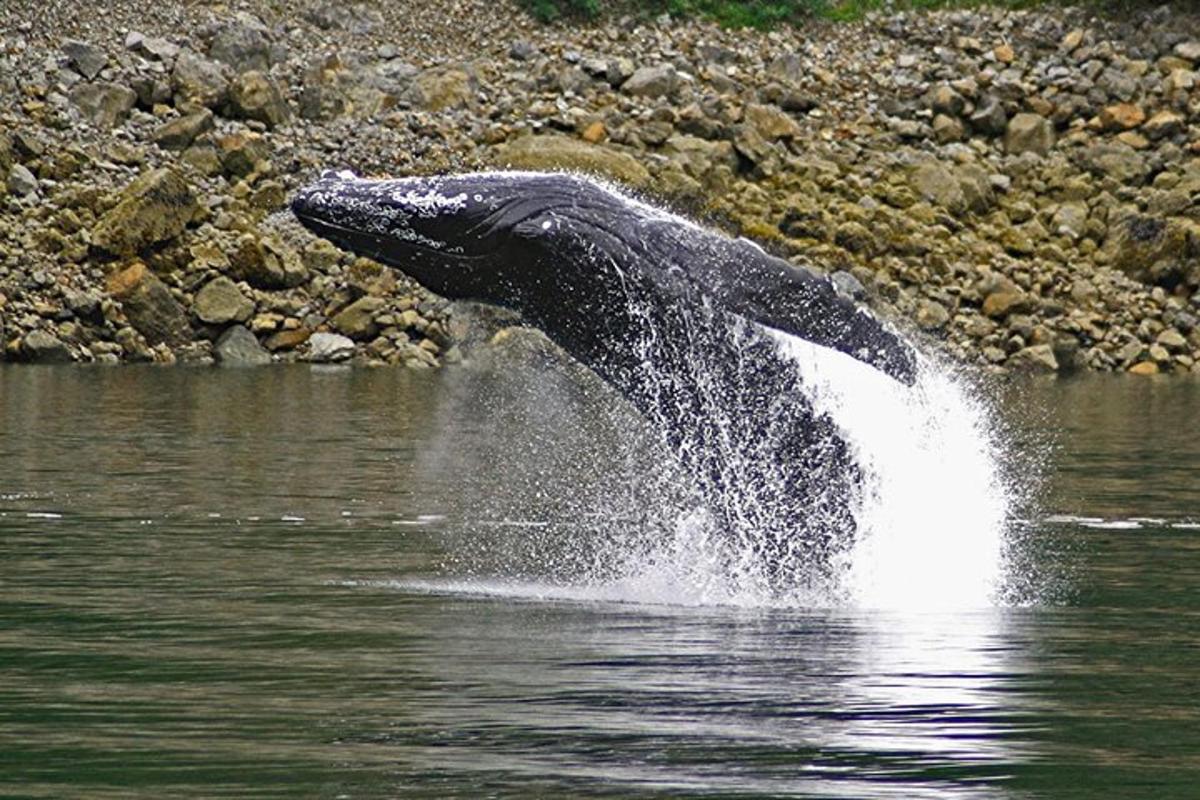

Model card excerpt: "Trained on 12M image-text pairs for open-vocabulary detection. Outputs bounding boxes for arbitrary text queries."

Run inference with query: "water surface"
[1,365,1197,798]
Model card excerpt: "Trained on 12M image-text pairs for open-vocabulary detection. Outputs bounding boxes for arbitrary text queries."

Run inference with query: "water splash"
[777,335,1011,610]
[431,321,1019,612]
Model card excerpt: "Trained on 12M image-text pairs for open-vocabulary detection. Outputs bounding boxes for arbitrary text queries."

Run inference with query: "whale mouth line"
[294,211,493,264]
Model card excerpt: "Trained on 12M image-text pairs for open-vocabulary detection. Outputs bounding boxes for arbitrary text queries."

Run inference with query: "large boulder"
[171,49,229,108]
[492,135,651,189]
[92,168,198,257]
[226,71,289,128]
[105,262,192,346]
[19,330,72,363]
[622,64,678,98]
[208,14,272,73]
[69,82,137,128]
[62,40,108,80]
[1103,212,1197,285]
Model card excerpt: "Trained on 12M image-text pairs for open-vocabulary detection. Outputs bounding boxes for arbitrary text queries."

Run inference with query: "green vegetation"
[519,0,1169,27]
[520,0,823,26]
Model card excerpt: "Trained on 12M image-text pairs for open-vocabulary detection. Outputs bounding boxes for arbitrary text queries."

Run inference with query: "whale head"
[291,170,618,303]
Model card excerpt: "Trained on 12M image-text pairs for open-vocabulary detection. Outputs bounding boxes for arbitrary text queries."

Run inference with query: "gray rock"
[194,276,254,325]
[127,32,179,61]
[969,95,1008,136]
[69,82,137,128]
[62,39,108,80]
[509,40,535,61]
[208,14,271,73]
[214,325,271,365]
[307,332,356,362]
[105,262,192,346]
[64,289,102,321]
[1005,113,1054,155]
[20,331,71,363]
[6,163,38,196]
[622,64,677,97]
[171,49,228,108]
[1009,344,1059,372]
[831,271,866,300]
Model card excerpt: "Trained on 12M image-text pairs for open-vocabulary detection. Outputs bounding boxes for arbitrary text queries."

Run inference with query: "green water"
[1,365,1198,798]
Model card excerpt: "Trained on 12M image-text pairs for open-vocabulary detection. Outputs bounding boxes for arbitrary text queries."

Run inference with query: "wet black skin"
[292,171,918,587]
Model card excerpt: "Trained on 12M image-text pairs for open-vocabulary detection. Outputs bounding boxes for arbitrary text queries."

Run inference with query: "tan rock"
[1128,361,1159,375]
[1099,103,1146,131]
[217,131,270,178]
[229,233,308,289]
[982,290,1031,319]
[745,103,802,140]
[332,296,385,340]
[265,328,311,351]
[580,120,606,144]
[1060,28,1085,52]
[92,168,198,257]
[412,67,474,112]
[932,114,965,144]
[226,71,289,128]
[994,42,1015,64]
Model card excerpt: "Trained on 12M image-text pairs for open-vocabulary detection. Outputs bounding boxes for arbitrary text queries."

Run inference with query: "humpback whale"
[292,170,918,587]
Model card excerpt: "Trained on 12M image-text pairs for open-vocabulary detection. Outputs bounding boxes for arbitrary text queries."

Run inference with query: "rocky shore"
[1,0,1198,374]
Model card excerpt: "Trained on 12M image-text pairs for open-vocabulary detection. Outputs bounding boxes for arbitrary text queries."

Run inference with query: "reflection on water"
[1,366,1199,798]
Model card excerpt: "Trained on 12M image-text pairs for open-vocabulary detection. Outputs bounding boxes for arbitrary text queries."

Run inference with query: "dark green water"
[1,365,1198,798]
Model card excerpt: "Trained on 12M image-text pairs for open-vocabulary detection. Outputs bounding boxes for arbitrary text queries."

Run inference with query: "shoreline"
[1,1,1198,374]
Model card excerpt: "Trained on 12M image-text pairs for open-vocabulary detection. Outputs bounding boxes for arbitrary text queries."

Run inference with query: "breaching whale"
[292,170,918,587]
